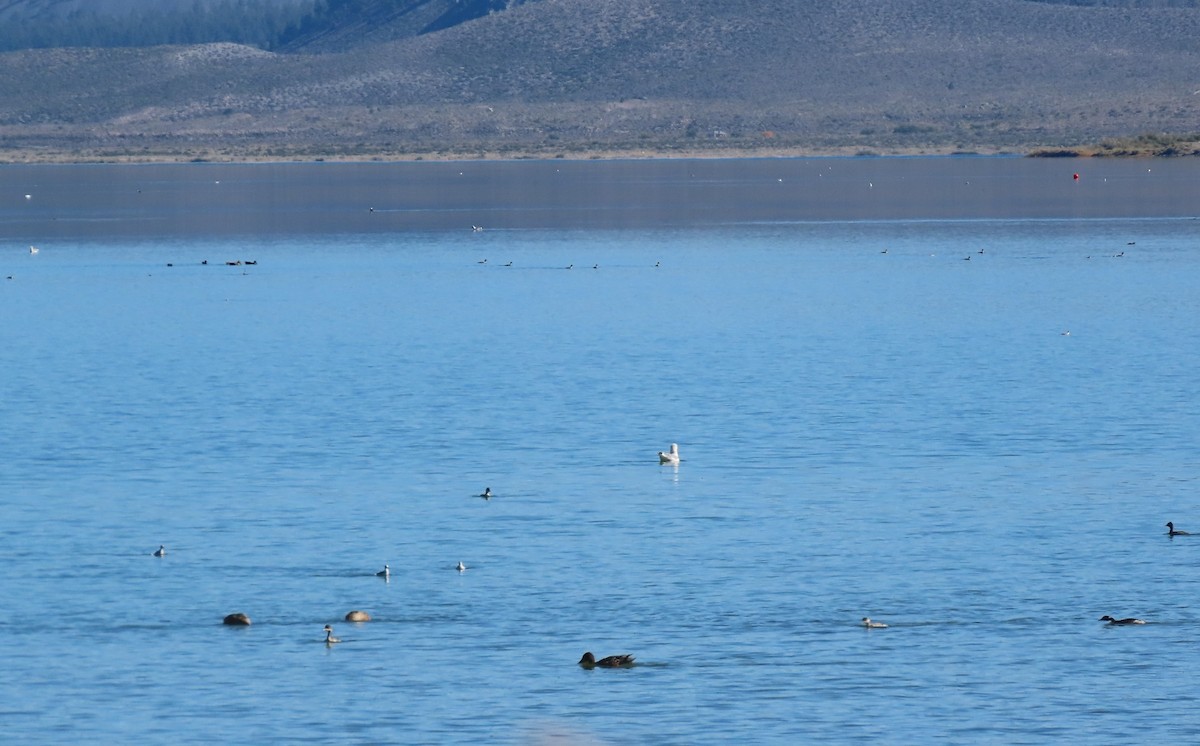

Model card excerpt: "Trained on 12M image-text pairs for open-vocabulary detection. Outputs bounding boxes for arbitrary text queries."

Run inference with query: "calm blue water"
[2,159,1199,744]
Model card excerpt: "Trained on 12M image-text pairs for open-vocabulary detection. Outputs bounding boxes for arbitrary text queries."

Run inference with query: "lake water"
[1,157,1199,744]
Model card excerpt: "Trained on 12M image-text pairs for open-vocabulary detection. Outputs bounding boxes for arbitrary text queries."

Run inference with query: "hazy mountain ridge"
[1,0,1197,160]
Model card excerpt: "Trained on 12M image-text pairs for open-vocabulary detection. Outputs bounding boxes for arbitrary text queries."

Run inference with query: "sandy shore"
[0,143,1025,165]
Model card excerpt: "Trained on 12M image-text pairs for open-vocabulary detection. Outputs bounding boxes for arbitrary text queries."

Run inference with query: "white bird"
[862,617,888,628]
[456,561,467,572]
[29,246,39,254]
[658,443,680,465]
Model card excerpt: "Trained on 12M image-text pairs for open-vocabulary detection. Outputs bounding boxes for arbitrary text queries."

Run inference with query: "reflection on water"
[2,157,1198,241]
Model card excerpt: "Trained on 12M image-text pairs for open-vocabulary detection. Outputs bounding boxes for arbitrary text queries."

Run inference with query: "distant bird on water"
[29,246,38,254]
[862,617,888,628]
[324,625,341,644]
[1167,522,1191,536]
[456,561,467,572]
[658,443,680,465]
[376,564,390,579]
[1099,615,1146,625]
[579,652,635,668]
[153,545,166,557]
[479,487,492,499]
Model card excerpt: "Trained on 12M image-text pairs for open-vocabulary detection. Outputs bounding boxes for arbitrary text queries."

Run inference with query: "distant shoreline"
[0,144,1010,165]
[3,137,1197,165]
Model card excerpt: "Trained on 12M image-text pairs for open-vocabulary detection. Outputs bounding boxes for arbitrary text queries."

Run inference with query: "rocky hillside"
[0,0,1197,161]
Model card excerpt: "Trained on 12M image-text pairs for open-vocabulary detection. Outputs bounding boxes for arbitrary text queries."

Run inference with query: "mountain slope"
[0,0,1197,160]
[279,0,539,51]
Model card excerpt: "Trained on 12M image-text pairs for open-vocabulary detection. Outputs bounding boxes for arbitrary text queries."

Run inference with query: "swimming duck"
[862,617,888,628]
[345,610,371,622]
[377,564,390,578]
[223,612,251,626]
[1099,615,1146,625]
[579,652,635,668]
[153,545,166,557]
[456,561,467,572]
[324,625,341,643]
[480,487,492,499]
[658,443,680,465]
[1166,522,1191,536]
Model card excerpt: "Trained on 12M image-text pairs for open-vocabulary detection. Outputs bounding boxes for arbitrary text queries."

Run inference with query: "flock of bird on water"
[150,443,1179,662]
[145,443,681,668]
